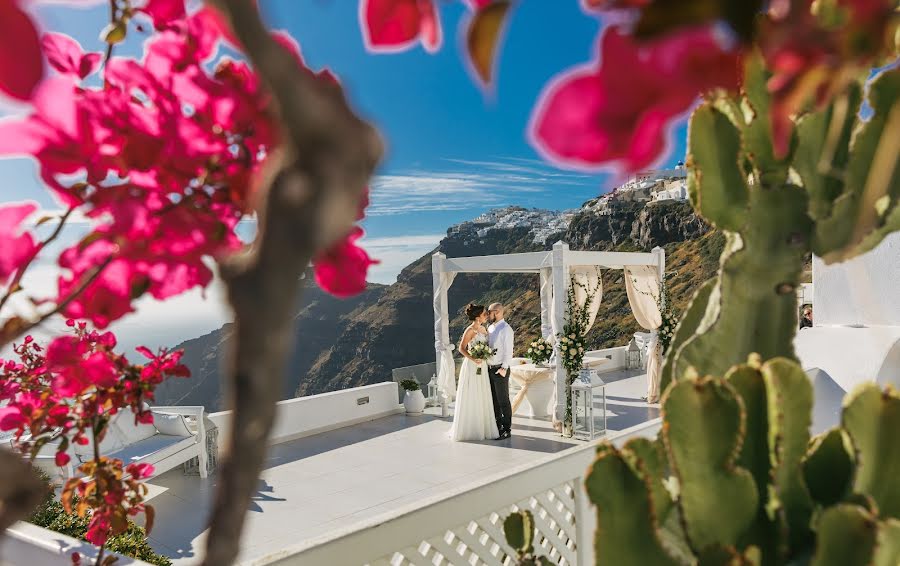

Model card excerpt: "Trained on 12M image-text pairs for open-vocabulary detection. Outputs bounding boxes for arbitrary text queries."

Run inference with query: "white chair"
[633,332,653,369]
[13,406,208,483]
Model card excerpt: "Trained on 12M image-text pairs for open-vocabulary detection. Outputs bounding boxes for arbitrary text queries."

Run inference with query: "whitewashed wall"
[813,231,900,327]
[209,382,402,450]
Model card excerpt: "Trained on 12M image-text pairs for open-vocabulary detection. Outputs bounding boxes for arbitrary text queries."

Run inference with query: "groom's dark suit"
[488,319,514,435]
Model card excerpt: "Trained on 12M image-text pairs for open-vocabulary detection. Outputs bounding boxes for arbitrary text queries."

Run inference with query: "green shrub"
[399,379,420,391]
[27,471,172,566]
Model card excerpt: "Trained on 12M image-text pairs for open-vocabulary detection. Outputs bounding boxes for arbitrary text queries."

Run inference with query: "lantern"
[571,368,607,440]
[626,337,642,369]
[427,373,439,407]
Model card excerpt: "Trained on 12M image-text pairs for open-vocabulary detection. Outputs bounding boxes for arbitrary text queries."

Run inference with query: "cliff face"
[161,200,723,411]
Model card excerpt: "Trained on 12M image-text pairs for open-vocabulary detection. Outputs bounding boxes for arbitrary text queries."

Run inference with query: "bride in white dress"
[449,304,500,442]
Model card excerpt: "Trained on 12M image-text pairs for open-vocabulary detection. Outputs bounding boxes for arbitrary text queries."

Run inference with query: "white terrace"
[4,363,661,566]
[5,235,900,565]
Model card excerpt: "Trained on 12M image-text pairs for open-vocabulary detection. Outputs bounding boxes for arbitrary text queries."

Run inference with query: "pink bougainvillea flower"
[361,0,442,53]
[126,462,155,480]
[138,0,187,28]
[531,25,742,172]
[314,227,378,298]
[0,0,43,100]
[0,405,25,431]
[0,202,38,285]
[41,33,102,79]
[55,451,71,467]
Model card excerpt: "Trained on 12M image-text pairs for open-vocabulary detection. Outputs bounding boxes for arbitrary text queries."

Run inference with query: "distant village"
[585,162,688,216]
[449,164,689,245]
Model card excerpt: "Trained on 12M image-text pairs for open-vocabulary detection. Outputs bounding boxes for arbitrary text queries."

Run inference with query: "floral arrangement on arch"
[559,272,601,430]
[0,322,189,564]
[656,278,678,356]
[526,337,553,365]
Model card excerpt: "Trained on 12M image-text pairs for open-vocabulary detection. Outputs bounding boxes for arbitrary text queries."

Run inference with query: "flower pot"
[403,390,426,414]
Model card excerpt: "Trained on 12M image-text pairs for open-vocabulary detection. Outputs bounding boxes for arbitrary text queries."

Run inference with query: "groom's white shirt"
[488,320,514,370]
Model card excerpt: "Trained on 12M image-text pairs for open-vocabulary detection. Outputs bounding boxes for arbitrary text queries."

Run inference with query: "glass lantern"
[571,369,607,441]
[626,337,642,370]
[427,373,439,407]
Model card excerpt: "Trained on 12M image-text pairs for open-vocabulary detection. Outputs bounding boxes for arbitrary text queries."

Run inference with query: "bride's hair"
[465,303,486,321]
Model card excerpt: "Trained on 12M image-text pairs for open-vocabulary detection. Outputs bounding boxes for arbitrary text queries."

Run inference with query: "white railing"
[252,419,662,566]
[1,522,151,565]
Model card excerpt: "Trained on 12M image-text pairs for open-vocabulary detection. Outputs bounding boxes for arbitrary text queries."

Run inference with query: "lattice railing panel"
[366,479,579,566]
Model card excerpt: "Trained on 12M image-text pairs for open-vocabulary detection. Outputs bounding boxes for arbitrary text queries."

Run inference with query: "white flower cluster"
[468,341,496,361]
[526,337,553,364]
[558,332,586,375]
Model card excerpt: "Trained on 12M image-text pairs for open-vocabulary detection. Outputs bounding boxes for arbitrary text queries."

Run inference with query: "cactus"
[584,358,900,565]
[841,384,900,519]
[585,445,681,566]
[669,60,900,384]
[503,510,554,566]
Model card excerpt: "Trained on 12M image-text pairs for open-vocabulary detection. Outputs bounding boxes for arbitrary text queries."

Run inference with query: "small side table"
[182,416,219,477]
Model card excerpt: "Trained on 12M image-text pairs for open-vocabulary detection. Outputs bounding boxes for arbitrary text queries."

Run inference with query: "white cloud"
[360,233,444,284]
[367,158,595,216]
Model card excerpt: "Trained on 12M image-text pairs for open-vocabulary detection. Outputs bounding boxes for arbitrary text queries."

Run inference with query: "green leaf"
[100,20,127,45]
[585,445,681,566]
[794,83,863,220]
[842,384,900,518]
[687,104,750,232]
[810,504,877,566]
[503,510,532,555]
[742,51,792,186]
[465,1,513,87]
[815,68,900,262]
[874,518,900,566]
[762,358,814,550]
[663,377,758,552]
[622,437,673,522]
[801,428,855,507]
[661,278,715,391]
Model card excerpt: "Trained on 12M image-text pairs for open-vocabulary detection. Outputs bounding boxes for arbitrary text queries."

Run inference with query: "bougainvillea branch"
[199,1,383,564]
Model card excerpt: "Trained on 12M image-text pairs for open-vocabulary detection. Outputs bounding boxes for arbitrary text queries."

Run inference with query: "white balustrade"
[255,419,662,566]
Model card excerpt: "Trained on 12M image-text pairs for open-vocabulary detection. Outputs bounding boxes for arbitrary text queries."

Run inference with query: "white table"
[508,357,611,418]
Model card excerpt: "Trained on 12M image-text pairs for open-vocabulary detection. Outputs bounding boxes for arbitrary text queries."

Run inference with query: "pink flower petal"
[41,33,101,79]
[313,227,378,298]
[139,0,186,28]
[0,202,38,284]
[531,25,742,172]
[0,0,44,100]
[361,0,443,53]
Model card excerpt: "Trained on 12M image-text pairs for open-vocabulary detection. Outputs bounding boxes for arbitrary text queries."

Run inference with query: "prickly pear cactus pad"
[662,377,758,552]
[585,445,680,566]
[841,384,900,519]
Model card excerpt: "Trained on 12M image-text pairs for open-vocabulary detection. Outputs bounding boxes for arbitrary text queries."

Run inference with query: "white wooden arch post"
[432,252,453,399]
[551,241,569,427]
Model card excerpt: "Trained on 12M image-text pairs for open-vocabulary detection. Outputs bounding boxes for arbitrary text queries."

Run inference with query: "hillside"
[158,200,723,411]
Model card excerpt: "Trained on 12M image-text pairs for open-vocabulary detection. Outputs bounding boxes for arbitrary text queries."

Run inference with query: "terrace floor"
[142,368,657,565]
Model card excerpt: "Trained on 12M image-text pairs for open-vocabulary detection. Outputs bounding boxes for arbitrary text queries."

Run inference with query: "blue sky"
[0,1,689,350]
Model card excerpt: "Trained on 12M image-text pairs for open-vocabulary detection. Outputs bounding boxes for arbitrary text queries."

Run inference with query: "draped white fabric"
[434,271,458,399]
[570,267,603,331]
[539,268,554,340]
[624,265,663,402]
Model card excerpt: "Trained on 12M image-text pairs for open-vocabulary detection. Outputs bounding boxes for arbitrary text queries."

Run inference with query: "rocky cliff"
[158,199,723,411]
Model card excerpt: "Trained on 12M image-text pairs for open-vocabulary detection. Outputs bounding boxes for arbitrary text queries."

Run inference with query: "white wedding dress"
[449,331,500,442]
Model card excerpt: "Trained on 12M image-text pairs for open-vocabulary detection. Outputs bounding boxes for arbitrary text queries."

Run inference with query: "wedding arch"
[432,241,667,423]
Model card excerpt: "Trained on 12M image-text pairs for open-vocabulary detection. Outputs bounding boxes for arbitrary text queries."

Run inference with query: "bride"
[449,304,500,442]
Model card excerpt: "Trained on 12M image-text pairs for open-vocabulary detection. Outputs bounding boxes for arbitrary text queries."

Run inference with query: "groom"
[487,303,514,439]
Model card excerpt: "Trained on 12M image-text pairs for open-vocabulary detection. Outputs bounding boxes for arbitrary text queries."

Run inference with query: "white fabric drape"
[434,271,458,399]
[624,265,663,402]
[570,267,603,331]
[539,268,553,340]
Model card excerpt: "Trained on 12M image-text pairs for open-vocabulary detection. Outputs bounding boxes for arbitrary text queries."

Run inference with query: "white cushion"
[113,415,158,446]
[151,412,193,437]
[73,418,128,460]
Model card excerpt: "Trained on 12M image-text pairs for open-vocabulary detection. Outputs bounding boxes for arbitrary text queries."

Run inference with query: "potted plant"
[399,379,426,414]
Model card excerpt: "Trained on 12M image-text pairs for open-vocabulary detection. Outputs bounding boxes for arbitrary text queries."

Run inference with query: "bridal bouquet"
[468,342,496,375]
[526,337,552,365]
